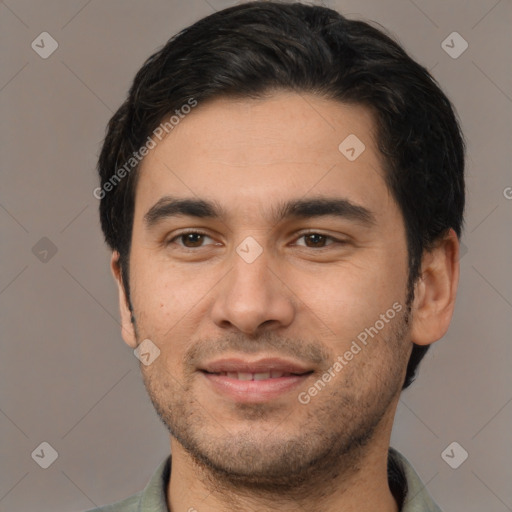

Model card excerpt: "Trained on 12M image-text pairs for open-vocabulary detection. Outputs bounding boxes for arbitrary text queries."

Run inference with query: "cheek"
[130,252,199,319]
[291,258,407,343]
[129,254,216,357]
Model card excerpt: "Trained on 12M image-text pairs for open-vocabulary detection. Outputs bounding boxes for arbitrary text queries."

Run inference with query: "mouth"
[199,357,314,403]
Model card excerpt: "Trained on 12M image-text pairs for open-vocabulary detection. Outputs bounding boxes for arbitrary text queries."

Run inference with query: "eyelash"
[166,230,345,250]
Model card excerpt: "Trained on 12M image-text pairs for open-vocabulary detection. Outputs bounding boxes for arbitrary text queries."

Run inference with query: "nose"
[210,242,295,336]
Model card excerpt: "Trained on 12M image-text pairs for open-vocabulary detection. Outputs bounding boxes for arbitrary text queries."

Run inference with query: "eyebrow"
[143,195,376,229]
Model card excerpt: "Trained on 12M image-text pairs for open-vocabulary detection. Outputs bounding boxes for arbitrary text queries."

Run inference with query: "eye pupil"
[183,233,204,247]
[306,234,325,247]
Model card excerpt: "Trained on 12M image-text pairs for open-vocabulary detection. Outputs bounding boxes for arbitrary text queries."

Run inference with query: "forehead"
[135,92,393,222]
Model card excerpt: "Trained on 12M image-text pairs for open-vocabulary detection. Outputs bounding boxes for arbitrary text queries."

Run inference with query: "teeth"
[253,372,270,380]
[221,371,290,380]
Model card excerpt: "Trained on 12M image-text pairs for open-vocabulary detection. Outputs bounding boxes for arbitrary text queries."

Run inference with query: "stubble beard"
[138,305,412,500]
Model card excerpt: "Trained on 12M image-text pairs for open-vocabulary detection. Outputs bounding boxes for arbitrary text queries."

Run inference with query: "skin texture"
[111,92,460,512]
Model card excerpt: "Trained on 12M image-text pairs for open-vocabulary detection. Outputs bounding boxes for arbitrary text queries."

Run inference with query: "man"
[91,1,464,511]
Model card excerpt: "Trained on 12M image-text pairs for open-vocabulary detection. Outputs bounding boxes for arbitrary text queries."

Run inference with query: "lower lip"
[201,371,311,403]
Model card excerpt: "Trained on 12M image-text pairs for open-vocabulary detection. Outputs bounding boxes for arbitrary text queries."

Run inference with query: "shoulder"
[389,447,443,512]
[82,455,171,512]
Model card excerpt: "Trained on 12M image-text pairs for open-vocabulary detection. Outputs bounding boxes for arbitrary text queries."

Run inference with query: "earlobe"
[410,229,460,346]
[110,251,138,348]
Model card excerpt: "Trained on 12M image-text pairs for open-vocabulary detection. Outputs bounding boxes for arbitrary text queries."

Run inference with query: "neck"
[166,412,399,512]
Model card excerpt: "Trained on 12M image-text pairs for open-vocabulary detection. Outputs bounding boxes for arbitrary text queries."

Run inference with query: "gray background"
[1,0,511,511]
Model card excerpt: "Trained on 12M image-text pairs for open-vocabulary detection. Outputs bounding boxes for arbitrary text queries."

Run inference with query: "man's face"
[122,92,413,487]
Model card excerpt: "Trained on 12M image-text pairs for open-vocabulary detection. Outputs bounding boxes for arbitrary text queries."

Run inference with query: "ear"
[410,229,460,346]
[110,251,138,348]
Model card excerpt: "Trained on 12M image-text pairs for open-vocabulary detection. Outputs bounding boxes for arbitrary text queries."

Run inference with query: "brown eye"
[296,233,339,248]
[303,233,328,248]
[167,231,214,248]
[180,233,205,247]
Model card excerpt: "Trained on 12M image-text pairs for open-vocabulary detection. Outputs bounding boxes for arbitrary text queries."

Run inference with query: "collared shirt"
[86,447,442,511]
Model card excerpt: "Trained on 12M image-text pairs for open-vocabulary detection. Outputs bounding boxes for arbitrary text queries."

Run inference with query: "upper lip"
[200,357,313,375]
